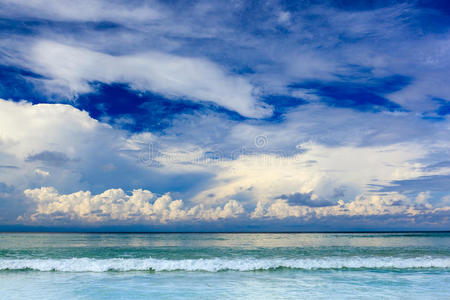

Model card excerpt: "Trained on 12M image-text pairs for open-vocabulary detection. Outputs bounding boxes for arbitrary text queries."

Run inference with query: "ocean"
[0,232,449,299]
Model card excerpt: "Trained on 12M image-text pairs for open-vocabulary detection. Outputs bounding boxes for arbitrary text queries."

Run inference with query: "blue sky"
[0,0,449,231]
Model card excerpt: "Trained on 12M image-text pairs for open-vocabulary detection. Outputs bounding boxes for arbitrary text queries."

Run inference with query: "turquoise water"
[0,233,449,299]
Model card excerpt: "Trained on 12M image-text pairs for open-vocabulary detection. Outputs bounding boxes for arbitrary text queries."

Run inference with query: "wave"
[1,257,449,272]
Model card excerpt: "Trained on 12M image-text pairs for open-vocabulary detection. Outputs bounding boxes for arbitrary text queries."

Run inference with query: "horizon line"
[1,230,449,234]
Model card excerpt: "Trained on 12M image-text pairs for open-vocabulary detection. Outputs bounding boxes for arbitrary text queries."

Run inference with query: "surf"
[1,256,449,272]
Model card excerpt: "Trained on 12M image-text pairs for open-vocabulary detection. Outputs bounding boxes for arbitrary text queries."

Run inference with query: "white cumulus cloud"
[252,193,450,220]
[21,187,244,224]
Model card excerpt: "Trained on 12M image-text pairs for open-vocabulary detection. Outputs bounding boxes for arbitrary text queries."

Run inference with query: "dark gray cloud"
[0,182,14,194]
[423,161,450,171]
[25,150,72,167]
[373,175,450,193]
[0,165,18,169]
[277,192,335,207]
[0,182,25,223]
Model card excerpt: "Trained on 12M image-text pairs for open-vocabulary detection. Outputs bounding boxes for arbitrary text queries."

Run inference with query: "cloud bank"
[19,186,449,229]
[0,1,450,230]
[21,187,243,224]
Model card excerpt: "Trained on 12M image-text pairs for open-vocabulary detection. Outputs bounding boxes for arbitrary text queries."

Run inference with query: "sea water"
[0,232,449,299]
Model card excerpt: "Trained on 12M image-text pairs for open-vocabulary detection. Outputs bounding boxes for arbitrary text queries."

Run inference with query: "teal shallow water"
[0,233,449,299]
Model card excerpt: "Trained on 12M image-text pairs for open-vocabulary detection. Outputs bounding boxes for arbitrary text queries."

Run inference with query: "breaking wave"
[1,257,449,272]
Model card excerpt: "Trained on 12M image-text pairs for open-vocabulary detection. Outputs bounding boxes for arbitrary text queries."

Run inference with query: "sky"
[0,0,449,231]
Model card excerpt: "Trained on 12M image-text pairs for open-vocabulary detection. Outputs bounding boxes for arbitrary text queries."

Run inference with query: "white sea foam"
[0,257,449,272]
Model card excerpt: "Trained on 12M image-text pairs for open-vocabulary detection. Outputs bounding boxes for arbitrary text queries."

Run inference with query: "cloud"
[2,0,450,118]
[0,99,213,200]
[277,192,335,207]
[0,99,110,156]
[289,75,409,112]
[423,161,450,171]
[0,182,14,194]
[21,187,244,224]
[375,175,450,193]
[0,165,18,169]
[1,0,450,230]
[0,0,162,23]
[189,139,428,207]
[1,98,450,228]
[253,192,450,220]
[29,41,271,118]
[34,168,50,177]
[26,150,72,166]
[19,185,450,227]
[0,182,26,223]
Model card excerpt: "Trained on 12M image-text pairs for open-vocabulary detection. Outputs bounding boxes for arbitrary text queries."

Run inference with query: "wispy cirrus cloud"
[28,40,270,118]
[0,0,162,23]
